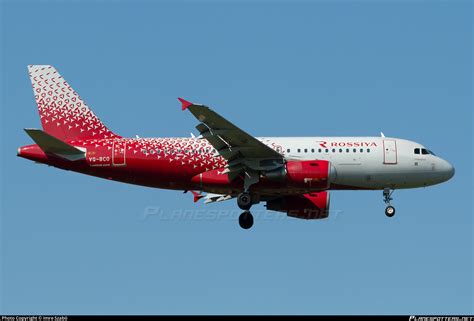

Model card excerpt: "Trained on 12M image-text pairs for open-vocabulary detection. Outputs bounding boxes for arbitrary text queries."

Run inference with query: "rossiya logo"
[317,141,377,148]
[317,141,328,148]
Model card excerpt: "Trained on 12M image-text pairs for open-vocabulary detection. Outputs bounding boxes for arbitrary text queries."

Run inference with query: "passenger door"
[383,140,397,164]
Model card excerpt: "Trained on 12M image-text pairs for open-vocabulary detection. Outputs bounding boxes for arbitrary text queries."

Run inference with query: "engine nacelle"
[265,160,336,189]
[266,192,330,219]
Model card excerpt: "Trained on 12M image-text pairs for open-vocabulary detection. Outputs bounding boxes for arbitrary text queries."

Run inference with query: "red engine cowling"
[265,160,335,189]
[286,160,334,189]
[266,191,330,219]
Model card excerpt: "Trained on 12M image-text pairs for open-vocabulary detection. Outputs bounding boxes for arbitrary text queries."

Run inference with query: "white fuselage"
[260,137,454,190]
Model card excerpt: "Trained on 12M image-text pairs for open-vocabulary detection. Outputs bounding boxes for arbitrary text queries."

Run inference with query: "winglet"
[178,97,193,111]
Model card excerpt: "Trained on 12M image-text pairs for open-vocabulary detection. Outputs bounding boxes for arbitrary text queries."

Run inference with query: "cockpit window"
[421,148,436,155]
[414,148,420,154]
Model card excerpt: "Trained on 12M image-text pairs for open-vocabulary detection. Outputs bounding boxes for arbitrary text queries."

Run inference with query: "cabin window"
[297,148,301,153]
[325,149,329,153]
[360,148,363,153]
[304,149,308,153]
[311,148,314,153]
[287,149,290,153]
[414,148,420,154]
[339,148,342,153]
[353,148,357,153]
[318,149,322,153]
[367,148,370,153]
[346,148,349,153]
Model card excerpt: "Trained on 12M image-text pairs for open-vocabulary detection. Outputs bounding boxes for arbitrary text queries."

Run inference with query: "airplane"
[18,65,455,229]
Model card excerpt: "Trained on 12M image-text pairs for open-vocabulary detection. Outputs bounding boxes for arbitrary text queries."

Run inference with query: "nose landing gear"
[383,188,396,217]
[385,205,396,217]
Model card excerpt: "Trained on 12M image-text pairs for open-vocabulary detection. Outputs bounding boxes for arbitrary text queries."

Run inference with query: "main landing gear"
[383,188,396,218]
[238,192,254,229]
[237,170,259,230]
[239,210,254,230]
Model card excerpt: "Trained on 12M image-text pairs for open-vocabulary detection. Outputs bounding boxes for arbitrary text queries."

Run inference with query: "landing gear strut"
[383,188,396,217]
[237,170,259,229]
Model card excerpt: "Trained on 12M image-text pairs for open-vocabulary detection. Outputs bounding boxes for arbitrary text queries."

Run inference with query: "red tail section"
[28,65,120,141]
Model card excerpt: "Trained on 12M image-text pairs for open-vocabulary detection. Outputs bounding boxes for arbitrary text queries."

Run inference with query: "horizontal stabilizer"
[204,193,234,204]
[24,129,86,161]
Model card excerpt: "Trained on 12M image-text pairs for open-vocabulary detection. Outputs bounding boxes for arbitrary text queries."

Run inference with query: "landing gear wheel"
[385,205,396,217]
[383,188,396,218]
[237,192,252,210]
[239,211,254,229]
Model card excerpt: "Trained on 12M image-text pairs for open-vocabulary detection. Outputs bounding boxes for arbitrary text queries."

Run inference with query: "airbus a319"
[18,66,455,229]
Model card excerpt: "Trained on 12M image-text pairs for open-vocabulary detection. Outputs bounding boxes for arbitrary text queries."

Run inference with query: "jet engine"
[266,191,330,219]
[264,160,336,189]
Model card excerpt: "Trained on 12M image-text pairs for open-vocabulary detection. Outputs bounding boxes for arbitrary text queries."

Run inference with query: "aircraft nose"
[440,159,455,181]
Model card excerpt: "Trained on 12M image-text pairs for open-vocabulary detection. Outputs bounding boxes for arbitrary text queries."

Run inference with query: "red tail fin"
[28,65,120,141]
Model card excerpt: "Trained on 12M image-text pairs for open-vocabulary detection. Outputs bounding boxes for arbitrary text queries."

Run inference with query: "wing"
[179,98,284,180]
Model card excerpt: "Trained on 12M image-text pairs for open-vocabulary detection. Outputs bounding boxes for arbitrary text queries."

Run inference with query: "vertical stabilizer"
[28,65,120,141]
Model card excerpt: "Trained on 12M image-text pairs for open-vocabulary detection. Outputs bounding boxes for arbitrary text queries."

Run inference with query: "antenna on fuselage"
[380,132,385,138]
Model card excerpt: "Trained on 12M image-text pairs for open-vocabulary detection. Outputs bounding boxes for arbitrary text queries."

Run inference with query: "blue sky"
[1,0,472,315]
